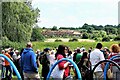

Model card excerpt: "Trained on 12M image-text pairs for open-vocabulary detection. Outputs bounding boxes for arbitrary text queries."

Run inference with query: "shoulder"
[57,54,64,60]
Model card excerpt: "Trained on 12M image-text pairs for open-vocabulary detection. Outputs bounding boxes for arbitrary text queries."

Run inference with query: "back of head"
[26,42,32,48]
[96,43,102,49]
[110,44,120,53]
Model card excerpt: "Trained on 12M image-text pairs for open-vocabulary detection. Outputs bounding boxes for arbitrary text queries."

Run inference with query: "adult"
[20,42,40,80]
[90,43,105,80]
[4,48,13,80]
[0,50,5,79]
[39,48,50,80]
[53,45,70,79]
[12,50,21,76]
[108,44,120,80]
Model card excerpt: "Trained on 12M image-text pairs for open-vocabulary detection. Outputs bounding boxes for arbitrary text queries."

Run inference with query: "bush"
[114,36,120,41]
[82,33,89,39]
[55,39,62,42]
[2,37,25,50]
[69,38,78,42]
[102,37,110,42]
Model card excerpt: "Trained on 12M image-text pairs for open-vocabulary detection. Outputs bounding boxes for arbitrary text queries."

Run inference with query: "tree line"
[1,1,120,50]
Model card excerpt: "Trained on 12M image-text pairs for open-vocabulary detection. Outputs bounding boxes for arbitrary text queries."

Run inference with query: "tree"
[51,26,58,30]
[2,2,39,42]
[102,37,110,42]
[82,33,89,39]
[31,27,45,41]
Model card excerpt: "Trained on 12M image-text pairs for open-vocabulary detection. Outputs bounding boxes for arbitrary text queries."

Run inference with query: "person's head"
[36,49,40,54]
[26,42,32,48]
[110,44,120,53]
[82,51,88,59]
[55,45,67,58]
[5,48,10,53]
[1,50,5,54]
[15,50,19,54]
[118,43,120,47]
[77,49,80,53]
[96,43,103,49]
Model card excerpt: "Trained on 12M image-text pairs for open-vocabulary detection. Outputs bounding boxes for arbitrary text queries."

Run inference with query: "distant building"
[42,30,82,38]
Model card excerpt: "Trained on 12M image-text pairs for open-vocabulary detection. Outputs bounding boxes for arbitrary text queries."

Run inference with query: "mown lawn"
[32,41,119,51]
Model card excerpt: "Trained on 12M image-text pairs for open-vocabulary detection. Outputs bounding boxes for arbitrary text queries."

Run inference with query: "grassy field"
[32,41,120,51]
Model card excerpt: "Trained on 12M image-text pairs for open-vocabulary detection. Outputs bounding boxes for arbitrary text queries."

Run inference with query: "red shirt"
[57,54,70,78]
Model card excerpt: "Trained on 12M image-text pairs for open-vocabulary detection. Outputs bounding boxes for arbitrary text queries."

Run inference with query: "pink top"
[57,54,70,78]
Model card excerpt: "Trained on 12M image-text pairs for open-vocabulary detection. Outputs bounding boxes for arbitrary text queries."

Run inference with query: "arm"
[57,55,70,70]
[100,52,105,71]
[31,51,38,73]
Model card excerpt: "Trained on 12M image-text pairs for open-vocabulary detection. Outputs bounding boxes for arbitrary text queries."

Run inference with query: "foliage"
[2,2,39,42]
[55,39,62,42]
[31,27,45,41]
[114,36,120,41]
[51,26,58,30]
[82,33,89,39]
[102,37,110,42]
[69,38,78,42]
[2,40,25,50]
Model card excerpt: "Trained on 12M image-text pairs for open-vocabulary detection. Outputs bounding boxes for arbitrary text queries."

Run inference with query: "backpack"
[77,59,91,80]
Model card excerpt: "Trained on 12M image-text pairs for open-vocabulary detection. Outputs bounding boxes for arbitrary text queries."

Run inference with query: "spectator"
[77,51,90,80]
[103,47,110,59]
[4,48,13,80]
[39,48,50,80]
[0,50,5,79]
[48,50,56,69]
[8,48,14,57]
[108,44,120,80]
[12,50,21,76]
[36,49,41,68]
[90,43,105,80]
[20,42,40,80]
[76,48,83,64]
[88,47,92,54]
[54,45,70,79]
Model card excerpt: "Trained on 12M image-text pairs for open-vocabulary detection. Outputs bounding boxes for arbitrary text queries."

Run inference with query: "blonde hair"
[110,44,120,53]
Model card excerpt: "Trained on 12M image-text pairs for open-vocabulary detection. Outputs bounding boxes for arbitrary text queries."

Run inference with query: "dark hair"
[20,48,24,56]
[77,49,80,53]
[78,52,88,67]
[55,45,66,58]
[96,43,102,49]
[68,51,72,56]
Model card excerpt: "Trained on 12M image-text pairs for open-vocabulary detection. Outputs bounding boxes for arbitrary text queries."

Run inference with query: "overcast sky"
[32,0,119,28]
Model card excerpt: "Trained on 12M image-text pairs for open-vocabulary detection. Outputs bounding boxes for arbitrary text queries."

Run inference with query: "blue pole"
[104,55,120,80]
[0,54,21,80]
[46,58,82,80]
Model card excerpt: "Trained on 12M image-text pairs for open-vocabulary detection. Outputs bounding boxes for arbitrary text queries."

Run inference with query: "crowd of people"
[0,42,120,80]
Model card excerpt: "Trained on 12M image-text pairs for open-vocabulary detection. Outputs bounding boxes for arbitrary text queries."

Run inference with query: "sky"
[32,0,119,28]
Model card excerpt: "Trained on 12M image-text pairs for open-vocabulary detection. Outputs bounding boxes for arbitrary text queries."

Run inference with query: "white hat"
[5,48,9,52]
[15,50,19,53]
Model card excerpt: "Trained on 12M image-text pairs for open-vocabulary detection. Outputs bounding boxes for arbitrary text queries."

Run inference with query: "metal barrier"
[0,54,21,80]
[104,55,120,80]
[46,58,82,80]
[91,60,120,80]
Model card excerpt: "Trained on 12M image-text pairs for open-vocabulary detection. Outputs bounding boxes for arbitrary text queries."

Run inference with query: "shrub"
[114,36,120,41]
[82,33,89,39]
[102,37,110,42]
[69,38,78,42]
[55,39,62,42]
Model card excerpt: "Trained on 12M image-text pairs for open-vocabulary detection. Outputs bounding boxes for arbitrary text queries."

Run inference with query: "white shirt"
[90,49,105,72]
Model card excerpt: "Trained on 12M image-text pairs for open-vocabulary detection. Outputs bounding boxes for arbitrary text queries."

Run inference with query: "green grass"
[32,41,119,51]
